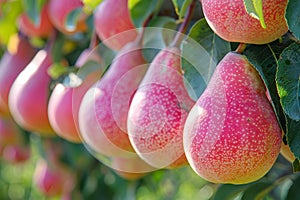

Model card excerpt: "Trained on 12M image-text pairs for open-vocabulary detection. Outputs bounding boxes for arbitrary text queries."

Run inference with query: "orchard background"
[0,0,299,199]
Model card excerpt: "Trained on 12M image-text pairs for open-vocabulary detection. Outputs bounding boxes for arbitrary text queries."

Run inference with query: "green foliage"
[129,0,163,28]
[286,116,300,160]
[286,174,300,199]
[285,0,300,40]
[23,0,46,26]
[0,1,23,45]
[182,18,230,100]
[82,0,103,14]
[172,0,193,19]
[0,0,300,199]
[276,43,300,121]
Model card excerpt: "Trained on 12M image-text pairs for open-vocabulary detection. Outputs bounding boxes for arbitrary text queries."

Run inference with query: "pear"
[79,38,147,157]
[183,52,282,184]
[18,3,54,38]
[48,48,103,143]
[47,0,86,34]
[93,0,137,50]
[0,118,31,164]
[201,0,288,44]
[9,49,55,136]
[0,34,37,117]
[33,158,75,198]
[127,46,195,169]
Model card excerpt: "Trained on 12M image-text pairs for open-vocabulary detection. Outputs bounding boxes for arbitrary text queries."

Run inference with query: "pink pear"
[9,49,55,136]
[127,46,195,169]
[183,52,282,184]
[48,48,103,143]
[79,38,147,158]
[201,0,288,44]
[0,34,36,117]
[94,0,137,50]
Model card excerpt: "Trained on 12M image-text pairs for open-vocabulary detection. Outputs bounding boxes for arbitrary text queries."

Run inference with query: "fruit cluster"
[0,0,299,198]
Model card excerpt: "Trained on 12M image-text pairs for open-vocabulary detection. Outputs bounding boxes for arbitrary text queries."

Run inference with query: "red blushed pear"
[8,49,55,136]
[48,0,86,34]
[18,3,54,38]
[79,37,147,158]
[33,159,75,198]
[48,48,104,143]
[0,118,30,164]
[94,0,138,51]
[127,46,195,169]
[0,34,37,117]
[183,52,282,184]
[2,145,30,164]
[0,118,20,153]
[201,0,288,44]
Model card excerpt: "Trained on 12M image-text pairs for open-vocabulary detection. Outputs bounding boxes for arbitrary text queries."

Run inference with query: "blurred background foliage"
[0,0,299,199]
[0,135,298,200]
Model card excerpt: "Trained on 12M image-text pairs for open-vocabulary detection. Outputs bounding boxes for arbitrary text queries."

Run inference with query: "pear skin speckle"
[183,52,282,184]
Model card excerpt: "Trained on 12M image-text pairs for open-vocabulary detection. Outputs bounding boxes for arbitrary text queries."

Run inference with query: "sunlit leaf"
[276,43,300,121]
[243,0,266,28]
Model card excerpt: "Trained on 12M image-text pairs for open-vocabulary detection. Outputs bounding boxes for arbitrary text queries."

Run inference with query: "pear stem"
[45,29,58,52]
[170,0,196,48]
[135,15,153,46]
[89,29,99,49]
[235,43,247,54]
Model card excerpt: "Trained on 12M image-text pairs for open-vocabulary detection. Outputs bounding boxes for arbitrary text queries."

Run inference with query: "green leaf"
[82,0,103,14]
[286,175,300,199]
[243,37,294,132]
[48,63,70,79]
[241,182,272,200]
[0,1,23,45]
[243,0,266,29]
[276,43,300,121]
[65,7,83,32]
[286,0,300,40]
[286,115,300,160]
[129,0,164,28]
[23,0,47,26]
[142,16,177,62]
[213,184,249,200]
[292,158,300,172]
[182,18,231,100]
[51,32,65,62]
[172,0,193,19]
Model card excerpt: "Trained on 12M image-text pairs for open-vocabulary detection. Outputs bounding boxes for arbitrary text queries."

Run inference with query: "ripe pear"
[18,3,54,38]
[48,0,86,34]
[0,118,31,164]
[0,118,20,153]
[0,34,37,117]
[48,48,103,143]
[94,0,137,50]
[33,159,75,197]
[79,38,147,157]
[183,52,282,184]
[127,46,195,169]
[9,49,55,136]
[201,0,288,44]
